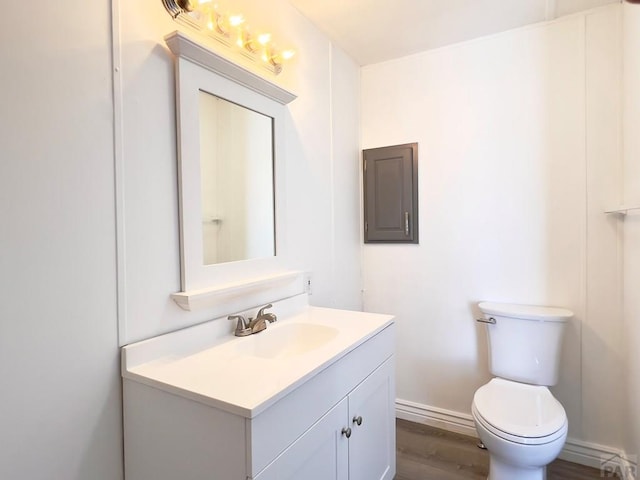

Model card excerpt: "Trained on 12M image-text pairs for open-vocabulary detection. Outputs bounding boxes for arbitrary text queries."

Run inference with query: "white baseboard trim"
[395,398,636,479]
[620,452,638,480]
[395,398,477,438]
[558,438,630,473]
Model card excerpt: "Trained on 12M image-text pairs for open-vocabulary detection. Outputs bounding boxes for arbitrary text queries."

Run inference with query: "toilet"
[472,301,573,480]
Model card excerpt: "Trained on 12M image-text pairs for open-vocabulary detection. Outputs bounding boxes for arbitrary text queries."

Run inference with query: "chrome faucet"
[228,314,250,337]
[248,303,277,333]
[228,303,277,337]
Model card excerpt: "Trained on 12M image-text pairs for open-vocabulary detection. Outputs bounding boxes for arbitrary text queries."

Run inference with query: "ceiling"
[288,0,620,65]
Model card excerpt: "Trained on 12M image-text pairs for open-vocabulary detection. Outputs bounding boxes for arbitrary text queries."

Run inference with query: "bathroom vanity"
[122,298,395,480]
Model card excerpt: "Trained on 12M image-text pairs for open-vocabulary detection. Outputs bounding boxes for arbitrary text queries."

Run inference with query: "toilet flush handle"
[476,317,496,324]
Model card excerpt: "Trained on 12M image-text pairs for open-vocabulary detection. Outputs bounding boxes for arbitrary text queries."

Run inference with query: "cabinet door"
[253,398,349,480]
[363,143,418,243]
[348,358,395,480]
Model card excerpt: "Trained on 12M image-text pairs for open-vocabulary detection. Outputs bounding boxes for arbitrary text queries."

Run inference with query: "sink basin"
[235,323,339,359]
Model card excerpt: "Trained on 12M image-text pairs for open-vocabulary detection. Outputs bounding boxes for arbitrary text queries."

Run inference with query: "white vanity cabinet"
[254,358,394,480]
[122,305,395,480]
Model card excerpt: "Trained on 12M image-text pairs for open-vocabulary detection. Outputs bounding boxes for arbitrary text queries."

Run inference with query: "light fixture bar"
[161,0,295,75]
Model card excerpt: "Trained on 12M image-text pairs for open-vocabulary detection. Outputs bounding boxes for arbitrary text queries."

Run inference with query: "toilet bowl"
[472,378,568,480]
[473,302,573,480]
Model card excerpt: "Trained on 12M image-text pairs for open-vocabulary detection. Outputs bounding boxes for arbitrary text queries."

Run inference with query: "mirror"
[199,92,275,265]
[166,31,296,294]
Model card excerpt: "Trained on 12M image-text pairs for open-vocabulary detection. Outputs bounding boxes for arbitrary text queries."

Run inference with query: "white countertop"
[122,305,394,418]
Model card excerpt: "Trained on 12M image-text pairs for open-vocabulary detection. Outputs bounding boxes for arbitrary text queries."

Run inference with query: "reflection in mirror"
[199,91,275,265]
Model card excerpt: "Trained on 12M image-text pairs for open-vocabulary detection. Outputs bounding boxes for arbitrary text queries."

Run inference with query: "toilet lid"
[478,302,573,322]
[473,378,566,439]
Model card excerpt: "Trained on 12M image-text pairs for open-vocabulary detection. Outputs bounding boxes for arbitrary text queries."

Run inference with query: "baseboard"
[395,398,477,437]
[589,449,638,480]
[620,452,638,480]
[559,437,616,469]
[395,398,636,479]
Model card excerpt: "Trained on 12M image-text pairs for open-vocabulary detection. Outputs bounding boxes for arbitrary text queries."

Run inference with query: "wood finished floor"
[395,419,613,480]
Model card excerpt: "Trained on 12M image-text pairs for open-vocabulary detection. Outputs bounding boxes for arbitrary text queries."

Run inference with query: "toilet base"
[488,455,547,480]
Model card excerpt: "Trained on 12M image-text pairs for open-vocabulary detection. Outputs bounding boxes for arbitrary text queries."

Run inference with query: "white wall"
[116,0,362,344]
[583,5,625,452]
[0,2,122,479]
[361,5,625,450]
[623,0,640,466]
[329,45,363,311]
[0,0,361,476]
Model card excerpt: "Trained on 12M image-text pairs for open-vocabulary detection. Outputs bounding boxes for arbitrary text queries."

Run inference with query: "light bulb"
[206,10,215,30]
[243,31,258,53]
[257,33,272,46]
[229,14,244,27]
[211,12,229,35]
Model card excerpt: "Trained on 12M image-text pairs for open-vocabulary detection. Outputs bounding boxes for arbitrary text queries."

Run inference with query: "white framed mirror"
[165,31,299,306]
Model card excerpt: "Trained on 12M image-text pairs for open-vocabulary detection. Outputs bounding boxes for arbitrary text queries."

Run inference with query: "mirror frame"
[166,31,297,295]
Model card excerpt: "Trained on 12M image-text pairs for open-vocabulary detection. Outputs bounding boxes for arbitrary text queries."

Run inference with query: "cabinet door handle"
[341,427,352,438]
[352,415,363,426]
[404,212,410,236]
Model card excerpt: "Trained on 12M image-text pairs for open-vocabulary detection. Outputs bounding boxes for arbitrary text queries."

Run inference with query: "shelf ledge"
[171,271,305,311]
[604,205,640,215]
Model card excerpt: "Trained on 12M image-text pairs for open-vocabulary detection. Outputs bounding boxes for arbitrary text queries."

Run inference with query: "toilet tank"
[478,302,573,386]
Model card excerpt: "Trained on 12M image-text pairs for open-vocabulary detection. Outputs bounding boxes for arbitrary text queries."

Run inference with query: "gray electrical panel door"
[363,143,418,243]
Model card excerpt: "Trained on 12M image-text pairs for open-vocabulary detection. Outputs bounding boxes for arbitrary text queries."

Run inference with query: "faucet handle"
[256,303,277,324]
[257,303,273,317]
[228,315,249,335]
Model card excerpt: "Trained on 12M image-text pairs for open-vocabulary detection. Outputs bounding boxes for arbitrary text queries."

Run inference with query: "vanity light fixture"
[161,0,295,75]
